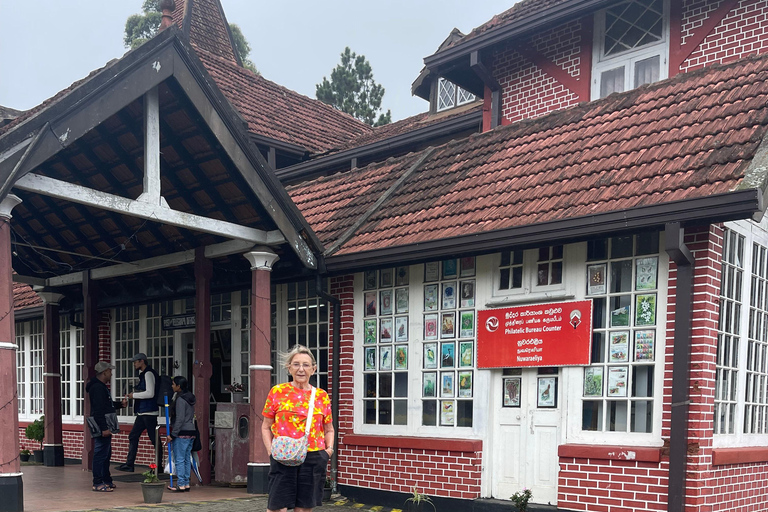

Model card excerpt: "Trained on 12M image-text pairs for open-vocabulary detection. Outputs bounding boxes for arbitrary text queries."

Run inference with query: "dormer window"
[436,78,476,112]
[592,0,669,99]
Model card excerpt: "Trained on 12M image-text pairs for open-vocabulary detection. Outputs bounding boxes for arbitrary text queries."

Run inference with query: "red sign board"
[477,300,593,368]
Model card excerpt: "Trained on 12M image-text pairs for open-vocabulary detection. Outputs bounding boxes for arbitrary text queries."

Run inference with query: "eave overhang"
[324,189,762,273]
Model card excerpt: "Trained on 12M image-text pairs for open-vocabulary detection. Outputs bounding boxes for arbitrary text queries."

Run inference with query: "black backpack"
[155,372,175,409]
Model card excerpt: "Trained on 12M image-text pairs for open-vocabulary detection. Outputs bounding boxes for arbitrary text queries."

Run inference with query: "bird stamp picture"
[537,376,557,408]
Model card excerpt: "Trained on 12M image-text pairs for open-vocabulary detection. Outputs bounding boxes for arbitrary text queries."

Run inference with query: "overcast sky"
[0,0,518,122]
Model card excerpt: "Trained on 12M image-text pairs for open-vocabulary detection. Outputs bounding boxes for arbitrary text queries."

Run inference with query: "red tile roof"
[14,283,41,310]
[197,50,372,153]
[289,53,768,257]
[172,0,239,64]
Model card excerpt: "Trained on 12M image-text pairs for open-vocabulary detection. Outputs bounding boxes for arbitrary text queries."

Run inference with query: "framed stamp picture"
[364,270,377,290]
[395,316,408,342]
[364,319,377,344]
[460,311,475,338]
[424,313,438,340]
[395,345,408,370]
[440,401,455,426]
[441,341,455,368]
[609,331,629,362]
[537,376,557,408]
[635,330,655,362]
[364,347,376,370]
[441,371,454,397]
[396,266,409,286]
[380,268,394,288]
[635,257,658,290]
[459,341,473,367]
[380,289,393,315]
[441,312,456,338]
[395,288,409,314]
[635,294,656,326]
[610,298,630,327]
[460,280,475,308]
[607,366,628,397]
[423,372,436,397]
[583,367,603,397]
[458,371,473,398]
[364,291,376,317]
[380,318,393,343]
[587,264,607,295]
[424,262,439,283]
[424,284,439,312]
[423,342,437,369]
[380,346,392,371]
[460,256,476,277]
[503,377,521,407]
[442,259,458,279]
[442,282,457,309]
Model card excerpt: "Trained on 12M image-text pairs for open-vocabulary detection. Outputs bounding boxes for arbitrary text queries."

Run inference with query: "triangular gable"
[0,27,321,269]
[290,52,768,271]
[172,0,241,65]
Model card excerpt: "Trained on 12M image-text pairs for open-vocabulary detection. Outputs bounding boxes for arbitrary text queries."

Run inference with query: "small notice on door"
[477,300,593,368]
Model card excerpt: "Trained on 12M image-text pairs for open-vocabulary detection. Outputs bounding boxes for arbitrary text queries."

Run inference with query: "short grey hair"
[280,344,317,370]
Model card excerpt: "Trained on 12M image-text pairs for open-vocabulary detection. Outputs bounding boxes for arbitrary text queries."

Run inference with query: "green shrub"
[25,416,44,449]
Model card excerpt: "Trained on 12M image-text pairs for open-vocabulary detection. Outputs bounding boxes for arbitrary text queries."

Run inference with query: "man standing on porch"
[117,353,159,472]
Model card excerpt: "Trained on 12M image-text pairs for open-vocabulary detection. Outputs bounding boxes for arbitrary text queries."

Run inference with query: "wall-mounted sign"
[477,300,593,368]
[162,314,196,330]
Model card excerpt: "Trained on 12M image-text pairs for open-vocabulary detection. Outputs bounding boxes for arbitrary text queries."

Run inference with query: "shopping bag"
[164,444,175,475]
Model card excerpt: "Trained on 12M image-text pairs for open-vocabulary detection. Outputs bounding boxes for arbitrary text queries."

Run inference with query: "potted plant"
[224,381,246,402]
[323,477,333,502]
[25,416,44,463]
[140,463,164,503]
[19,446,30,463]
[404,486,435,512]
[510,488,533,512]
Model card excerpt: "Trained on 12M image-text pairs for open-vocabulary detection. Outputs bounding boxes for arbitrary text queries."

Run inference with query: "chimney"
[159,0,176,30]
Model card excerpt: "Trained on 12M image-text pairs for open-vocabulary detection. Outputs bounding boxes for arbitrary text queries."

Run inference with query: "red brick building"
[5,1,768,512]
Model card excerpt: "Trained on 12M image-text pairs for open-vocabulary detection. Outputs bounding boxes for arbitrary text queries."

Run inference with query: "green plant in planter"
[25,416,44,450]
[19,446,30,456]
[510,488,532,512]
[405,486,436,512]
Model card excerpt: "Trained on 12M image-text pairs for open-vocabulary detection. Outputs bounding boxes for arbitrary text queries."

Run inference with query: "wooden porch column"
[0,194,22,512]
[40,292,65,466]
[193,247,212,485]
[243,248,279,494]
[81,271,99,471]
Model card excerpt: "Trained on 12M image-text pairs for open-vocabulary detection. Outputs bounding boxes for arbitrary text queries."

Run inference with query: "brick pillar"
[330,275,355,489]
[193,247,212,485]
[0,194,22,512]
[40,292,65,466]
[243,248,278,494]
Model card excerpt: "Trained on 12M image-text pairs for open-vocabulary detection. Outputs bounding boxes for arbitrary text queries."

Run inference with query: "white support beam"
[14,172,286,245]
[12,274,46,287]
[47,239,257,287]
[137,87,167,207]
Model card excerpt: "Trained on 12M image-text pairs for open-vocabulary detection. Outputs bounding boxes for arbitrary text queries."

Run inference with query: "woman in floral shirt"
[262,345,334,512]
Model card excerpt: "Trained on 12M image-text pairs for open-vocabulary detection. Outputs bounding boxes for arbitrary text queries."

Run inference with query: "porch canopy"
[0,26,321,505]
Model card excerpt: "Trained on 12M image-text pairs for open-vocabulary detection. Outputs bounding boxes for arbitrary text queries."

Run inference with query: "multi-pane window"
[537,246,563,286]
[211,293,231,323]
[362,267,409,425]
[582,233,660,433]
[422,258,476,427]
[745,242,768,434]
[114,306,140,414]
[16,319,44,418]
[436,78,476,111]
[60,314,84,418]
[240,289,251,392]
[499,250,524,290]
[286,280,329,391]
[147,301,174,377]
[593,0,668,99]
[16,322,26,415]
[715,230,744,434]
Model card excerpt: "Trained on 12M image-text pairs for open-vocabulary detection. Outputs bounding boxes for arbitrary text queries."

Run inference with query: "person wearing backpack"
[117,353,159,472]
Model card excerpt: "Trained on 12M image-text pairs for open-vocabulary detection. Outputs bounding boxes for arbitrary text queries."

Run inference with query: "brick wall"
[681,0,768,72]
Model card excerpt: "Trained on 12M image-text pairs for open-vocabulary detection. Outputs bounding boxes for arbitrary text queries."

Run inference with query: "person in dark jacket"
[117,353,159,472]
[86,361,123,492]
[166,376,196,492]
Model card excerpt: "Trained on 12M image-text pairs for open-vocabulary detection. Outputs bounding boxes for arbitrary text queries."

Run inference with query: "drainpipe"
[665,222,694,512]
[470,50,501,129]
[316,264,341,494]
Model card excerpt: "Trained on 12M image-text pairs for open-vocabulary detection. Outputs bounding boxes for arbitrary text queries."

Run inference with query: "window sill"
[343,434,482,452]
[486,291,574,308]
[712,447,768,466]
[558,443,662,462]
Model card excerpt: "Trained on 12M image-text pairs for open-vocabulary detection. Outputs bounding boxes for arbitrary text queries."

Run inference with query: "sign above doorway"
[162,314,196,330]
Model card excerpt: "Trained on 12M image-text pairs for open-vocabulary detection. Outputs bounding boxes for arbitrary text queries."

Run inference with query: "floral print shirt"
[263,383,332,451]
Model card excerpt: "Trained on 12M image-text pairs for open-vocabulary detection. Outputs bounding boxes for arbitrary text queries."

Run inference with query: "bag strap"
[303,387,316,439]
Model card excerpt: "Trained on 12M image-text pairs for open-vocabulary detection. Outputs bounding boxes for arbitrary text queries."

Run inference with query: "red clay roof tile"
[13,282,41,310]
[172,0,238,63]
[289,53,768,257]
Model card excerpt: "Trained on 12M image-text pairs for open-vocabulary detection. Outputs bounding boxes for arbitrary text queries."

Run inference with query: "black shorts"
[267,450,330,510]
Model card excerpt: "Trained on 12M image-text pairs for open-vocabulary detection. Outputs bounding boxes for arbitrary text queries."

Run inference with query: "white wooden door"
[491,369,561,505]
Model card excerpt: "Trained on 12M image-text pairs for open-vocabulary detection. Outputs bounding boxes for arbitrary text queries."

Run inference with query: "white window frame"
[715,218,768,448]
[16,318,45,421]
[60,314,84,422]
[591,0,670,100]
[436,78,477,112]
[494,246,569,299]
